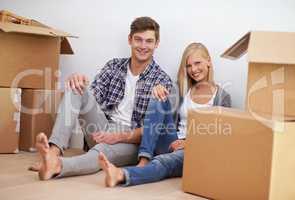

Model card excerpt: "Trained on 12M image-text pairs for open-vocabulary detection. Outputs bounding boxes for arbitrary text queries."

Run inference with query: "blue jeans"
[123,150,184,186]
[138,98,178,160]
[122,99,183,186]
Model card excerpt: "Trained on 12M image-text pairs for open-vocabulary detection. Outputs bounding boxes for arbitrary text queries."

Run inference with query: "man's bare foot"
[137,157,149,167]
[28,143,61,172]
[28,162,42,172]
[99,152,124,187]
[36,133,62,180]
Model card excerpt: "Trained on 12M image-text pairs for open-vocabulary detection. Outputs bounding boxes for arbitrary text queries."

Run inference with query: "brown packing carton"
[221,31,295,118]
[182,107,295,200]
[19,89,63,152]
[0,10,75,89]
[0,87,21,153]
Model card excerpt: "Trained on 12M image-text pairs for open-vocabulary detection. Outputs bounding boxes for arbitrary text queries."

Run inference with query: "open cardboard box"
[221,31,295,119]
[183,31,295,199]
[0,10,76,89]
[182,107,295,200]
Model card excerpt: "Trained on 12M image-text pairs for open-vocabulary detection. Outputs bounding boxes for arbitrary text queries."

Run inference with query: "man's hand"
[92,128,142,145]
[66,73,89,95]
[169,139,185,151]
[92,132,120,145]
[152,84,169,101]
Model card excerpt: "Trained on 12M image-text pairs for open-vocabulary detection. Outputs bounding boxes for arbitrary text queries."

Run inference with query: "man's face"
[128,30,159,63]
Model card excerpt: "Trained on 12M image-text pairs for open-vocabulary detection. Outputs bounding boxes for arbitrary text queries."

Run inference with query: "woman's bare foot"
[137,157,150,167]
[36,133,62,180]
[98,152,124,187]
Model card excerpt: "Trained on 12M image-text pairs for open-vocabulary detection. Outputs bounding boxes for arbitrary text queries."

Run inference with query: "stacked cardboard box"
[19,90,63,152]
[182,31,295,199]
[0,88,21,153]
[0,10,74,153]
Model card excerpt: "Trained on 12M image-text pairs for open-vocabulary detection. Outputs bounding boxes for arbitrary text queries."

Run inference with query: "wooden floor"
[0,149,205,200]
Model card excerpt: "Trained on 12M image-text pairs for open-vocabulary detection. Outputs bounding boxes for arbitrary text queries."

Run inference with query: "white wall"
[1,0,295,109]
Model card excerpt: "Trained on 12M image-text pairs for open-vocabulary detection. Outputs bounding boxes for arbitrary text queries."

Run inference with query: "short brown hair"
[130,16,160,41]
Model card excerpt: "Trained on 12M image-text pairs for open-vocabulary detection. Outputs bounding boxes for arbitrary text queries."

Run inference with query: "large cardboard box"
[221,31,295,118]
[0,88,21,153]
[0,10,75,89]
[19,89,63,152]
[183,107,295,200]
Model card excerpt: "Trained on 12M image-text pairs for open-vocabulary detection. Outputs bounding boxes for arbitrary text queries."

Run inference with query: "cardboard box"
[19,89,63,152]
[221,31,295,118]
[0,87,21,153]
[183,107,295,200]
[0,10,75,89]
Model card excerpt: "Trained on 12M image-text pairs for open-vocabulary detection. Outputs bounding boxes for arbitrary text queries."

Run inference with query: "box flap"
[0,22,77,38]
[60,38,74,54]
[189,106,254,120]
[221,32,250,60]
[30,19,51,28]
[190,106,295,124]
[222,31,295,64]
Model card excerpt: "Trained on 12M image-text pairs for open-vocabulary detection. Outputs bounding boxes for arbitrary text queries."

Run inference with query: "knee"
[150,159,167,178]
[148,98,162,109]
[154,153,175,169]
[155,151,184,177]
[90,143,109,153]
[147,98,171,113]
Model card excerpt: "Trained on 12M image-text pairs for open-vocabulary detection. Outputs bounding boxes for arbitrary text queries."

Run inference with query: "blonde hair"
[177,42,214,97]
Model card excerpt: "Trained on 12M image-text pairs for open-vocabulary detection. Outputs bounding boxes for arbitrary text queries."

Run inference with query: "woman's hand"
[152,84,169,101]
[169,139,185,151]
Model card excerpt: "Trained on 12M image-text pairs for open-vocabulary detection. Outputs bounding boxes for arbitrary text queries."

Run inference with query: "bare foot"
[29,142,61,172]
[28,162,42,172]
[98,152,124,187]
[36,133,62,180]
[136,157,150,167]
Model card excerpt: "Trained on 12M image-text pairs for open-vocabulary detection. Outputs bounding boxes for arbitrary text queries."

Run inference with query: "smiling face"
[186,51,211,83]
[128,30,159,64]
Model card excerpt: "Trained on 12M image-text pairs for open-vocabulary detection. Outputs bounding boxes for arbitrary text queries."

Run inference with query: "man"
[32,16,172,180]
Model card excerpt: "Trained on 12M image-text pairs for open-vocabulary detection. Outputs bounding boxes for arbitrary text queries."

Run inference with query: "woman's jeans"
[122,98,184,186]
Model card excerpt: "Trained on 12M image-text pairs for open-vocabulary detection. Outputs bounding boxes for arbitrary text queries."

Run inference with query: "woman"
[99,42,231,187]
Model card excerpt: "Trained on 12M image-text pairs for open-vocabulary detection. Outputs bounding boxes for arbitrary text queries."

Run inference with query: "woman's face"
[186,52,210,83]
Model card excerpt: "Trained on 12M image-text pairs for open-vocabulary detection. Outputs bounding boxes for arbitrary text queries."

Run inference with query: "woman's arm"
[222,93,232,107]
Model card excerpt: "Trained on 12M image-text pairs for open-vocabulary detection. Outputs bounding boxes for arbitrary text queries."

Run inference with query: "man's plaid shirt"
[90,58,172,129]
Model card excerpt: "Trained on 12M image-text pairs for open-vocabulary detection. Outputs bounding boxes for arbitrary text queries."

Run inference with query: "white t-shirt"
[110,65,139,127]
[177,88,217,139]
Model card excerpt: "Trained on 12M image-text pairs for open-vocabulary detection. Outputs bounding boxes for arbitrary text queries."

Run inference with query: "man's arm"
[92,127,143,145]
[66,73,89,95]
[152,70,173,101]
[158,70,173,93]
[90,59,114,104]
[116,127,143,144]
